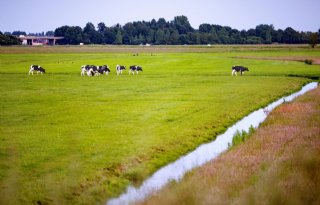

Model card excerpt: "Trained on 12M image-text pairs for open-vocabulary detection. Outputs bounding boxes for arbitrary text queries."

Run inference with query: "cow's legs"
[87,69,92,76]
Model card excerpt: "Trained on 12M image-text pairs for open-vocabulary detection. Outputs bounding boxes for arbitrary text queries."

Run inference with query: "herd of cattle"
[81,65,143,76]
[28,65,249,76]
[28,65,144,76]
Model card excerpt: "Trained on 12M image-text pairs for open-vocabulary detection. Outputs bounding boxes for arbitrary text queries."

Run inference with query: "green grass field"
[0,45,319,205]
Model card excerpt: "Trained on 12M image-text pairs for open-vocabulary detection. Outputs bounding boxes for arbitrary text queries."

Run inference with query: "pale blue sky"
[1,0,319,33]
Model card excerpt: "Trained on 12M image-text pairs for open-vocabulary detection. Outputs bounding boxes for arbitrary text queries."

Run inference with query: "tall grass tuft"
[231,125,255,147]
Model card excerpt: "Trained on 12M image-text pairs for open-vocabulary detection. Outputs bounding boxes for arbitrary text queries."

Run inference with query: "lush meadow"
[0,45,319,204]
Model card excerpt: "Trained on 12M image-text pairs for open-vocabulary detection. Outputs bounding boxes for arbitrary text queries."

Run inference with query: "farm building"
[18,35,64,45]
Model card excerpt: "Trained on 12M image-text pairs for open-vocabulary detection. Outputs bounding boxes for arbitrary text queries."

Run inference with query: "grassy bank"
[141,86,320,205]
[0,45,319,204]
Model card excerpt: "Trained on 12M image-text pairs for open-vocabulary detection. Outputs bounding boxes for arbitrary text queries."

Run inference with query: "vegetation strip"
[107,82,318,205]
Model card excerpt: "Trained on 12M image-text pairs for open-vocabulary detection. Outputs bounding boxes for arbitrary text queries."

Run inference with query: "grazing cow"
[97,65,111,75]
[129,65,143,75]
[116,65,126,75]
[29,65,45,75]
[232,66,249,76]
[81,65,98,76]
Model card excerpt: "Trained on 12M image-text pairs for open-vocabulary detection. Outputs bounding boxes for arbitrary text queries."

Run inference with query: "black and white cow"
[232,66,249,76]
[81,65,98,76]
[129,65,143,75]
[81,65,111,76]
[97,65,110,75]
[29,65,45,75]
[116,65,126,75]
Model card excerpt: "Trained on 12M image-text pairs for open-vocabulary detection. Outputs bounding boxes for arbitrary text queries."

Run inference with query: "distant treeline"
[0,32,22,45]
[2,15,320,45]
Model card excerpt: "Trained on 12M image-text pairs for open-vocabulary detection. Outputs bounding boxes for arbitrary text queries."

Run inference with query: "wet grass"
[0,45,319,204]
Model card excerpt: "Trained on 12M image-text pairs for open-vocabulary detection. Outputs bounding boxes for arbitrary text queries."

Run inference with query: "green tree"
[179,34,189,44]
[54,26,70,44]
[45,31,54,36]
[12,31,26,36]
[114,30,123,44]
[83,23,95,44]
[157,18,167,29]
[98,22,107,33]
[199,24,211,33]
[0,32,21,45]
[274,29,284,43]
[217,27,229,44]
[103,28,116,44]
[172,15,193,34]
[155,29,165,44]
[208,28,219,43]
[123,22,136,39]
[283,27,300,43]
[246,36,263,44]
[255,24,274,44]
[83,22,103,44]
[169,30,179,44]
[309,32,318,48]
[65,26,83,44]
[146,29,155,43]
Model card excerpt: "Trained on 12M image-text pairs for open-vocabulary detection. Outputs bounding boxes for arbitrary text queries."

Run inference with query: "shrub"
[304,59,313,65]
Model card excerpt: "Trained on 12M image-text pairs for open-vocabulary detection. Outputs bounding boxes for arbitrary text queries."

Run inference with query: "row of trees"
[4,31,55,36]
[53,16,319,45]
[2,16,319,45]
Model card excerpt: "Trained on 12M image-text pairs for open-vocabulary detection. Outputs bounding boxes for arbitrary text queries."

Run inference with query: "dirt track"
[0,44,317,54]
[234,56,320,65]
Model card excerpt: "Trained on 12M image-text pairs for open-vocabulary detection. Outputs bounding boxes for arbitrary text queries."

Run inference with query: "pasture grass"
[0,45,319,204]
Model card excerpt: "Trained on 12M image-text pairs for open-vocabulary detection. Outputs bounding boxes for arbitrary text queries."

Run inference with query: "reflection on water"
[107,82,318,205]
